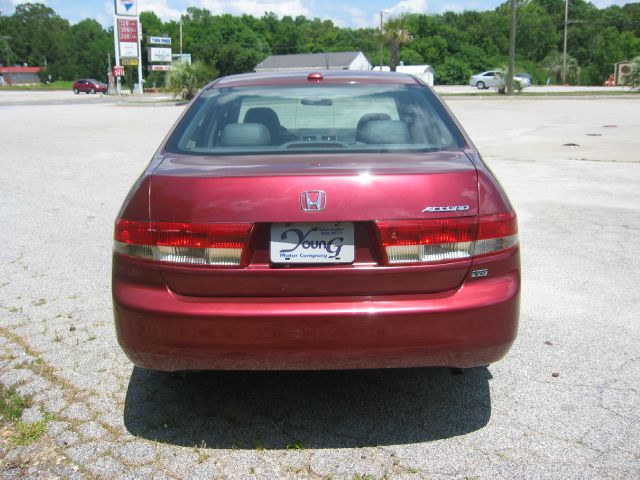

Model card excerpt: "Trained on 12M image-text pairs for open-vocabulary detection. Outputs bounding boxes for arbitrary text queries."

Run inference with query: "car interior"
[170,85,463,154]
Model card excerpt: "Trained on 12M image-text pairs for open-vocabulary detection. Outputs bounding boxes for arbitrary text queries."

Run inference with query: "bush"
[493,67,523,94]
[168,62,217,100]
[436,57,472,85]
[626,57,640,90]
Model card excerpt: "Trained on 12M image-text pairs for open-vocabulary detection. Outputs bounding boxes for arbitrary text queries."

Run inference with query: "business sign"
[149,47,172,63]
[150,65,172,71]
[115,0,137,16]
[172,53,192,65]
[112,66,125,77]
[118,18,138,42]
[149,36,171,45]
[118,18,138,58]
[120,43,138,57]
[121,58,139,66]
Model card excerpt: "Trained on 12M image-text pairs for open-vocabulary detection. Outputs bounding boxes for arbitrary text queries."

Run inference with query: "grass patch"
[521,90,639,97]
[0,80,74,91]
[0,386,29,425]
[11,416,51,446]
[1,385,52,446]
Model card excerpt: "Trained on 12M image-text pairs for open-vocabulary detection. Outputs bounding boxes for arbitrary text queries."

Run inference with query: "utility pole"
[379,9,388,71]
[562,0,569,84]
[507,0,516,94]
[179,20,183,60]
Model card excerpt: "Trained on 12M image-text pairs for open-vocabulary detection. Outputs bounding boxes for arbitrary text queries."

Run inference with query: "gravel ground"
[0,93,638,479]
[435,85,631,94]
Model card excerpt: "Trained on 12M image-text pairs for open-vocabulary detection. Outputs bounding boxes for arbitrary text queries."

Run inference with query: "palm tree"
[541,51,580,84]
[168,62,217,100]
[384,16,413,72]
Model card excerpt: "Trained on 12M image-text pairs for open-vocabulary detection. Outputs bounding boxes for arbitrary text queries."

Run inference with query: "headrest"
[356,113,392,142]
[244,107,280,127]
[358,120,410,145]
[219,123,271,147]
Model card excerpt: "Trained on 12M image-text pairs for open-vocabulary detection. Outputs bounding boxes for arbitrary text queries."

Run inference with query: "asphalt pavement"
[0,92,638,478]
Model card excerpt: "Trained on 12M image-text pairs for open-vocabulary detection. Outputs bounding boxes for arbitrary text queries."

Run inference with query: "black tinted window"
[166,83,465,155]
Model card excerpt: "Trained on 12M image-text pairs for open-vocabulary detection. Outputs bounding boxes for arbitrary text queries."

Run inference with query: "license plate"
[270,222,355,264]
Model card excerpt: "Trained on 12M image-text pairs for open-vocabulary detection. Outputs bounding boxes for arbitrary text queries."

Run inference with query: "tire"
[476,81,486,90]
[90,88,96,94]
[73,88,79,94]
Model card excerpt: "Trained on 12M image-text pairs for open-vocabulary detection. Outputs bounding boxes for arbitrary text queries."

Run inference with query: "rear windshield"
[165,83,466,155]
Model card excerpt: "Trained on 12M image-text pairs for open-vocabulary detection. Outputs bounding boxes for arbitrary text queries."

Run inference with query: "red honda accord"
[112,71,520,371]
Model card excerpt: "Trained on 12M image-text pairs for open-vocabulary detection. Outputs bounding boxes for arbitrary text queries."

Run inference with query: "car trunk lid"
[148,151,479,297]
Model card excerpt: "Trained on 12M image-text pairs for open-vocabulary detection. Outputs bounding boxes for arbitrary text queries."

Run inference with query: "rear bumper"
[113,259,520,371]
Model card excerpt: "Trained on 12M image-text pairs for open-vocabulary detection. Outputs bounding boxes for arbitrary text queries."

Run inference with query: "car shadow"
[123,366,492,449]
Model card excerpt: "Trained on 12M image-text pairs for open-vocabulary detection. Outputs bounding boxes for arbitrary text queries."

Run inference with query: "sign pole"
[136,19,143,93]
[112,14,121,95]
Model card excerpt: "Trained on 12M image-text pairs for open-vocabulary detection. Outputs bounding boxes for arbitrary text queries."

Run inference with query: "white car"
[470,70,501,89]
[515,73,532,88]
[470,70,531,89]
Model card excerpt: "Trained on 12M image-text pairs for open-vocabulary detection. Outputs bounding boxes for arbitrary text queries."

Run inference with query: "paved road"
[0,90,177,106]
[0,94,638,478]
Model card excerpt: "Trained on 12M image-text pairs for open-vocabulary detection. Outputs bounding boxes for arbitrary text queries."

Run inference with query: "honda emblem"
[300,191,327,212]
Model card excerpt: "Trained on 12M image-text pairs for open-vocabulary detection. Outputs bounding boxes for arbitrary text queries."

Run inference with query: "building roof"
[211,70,419,89]
[0,66,42,74]
[373,65,434,74]
[255,52,365,71]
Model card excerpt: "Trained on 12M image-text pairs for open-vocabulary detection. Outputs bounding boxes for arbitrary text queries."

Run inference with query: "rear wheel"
[476,81,486,90]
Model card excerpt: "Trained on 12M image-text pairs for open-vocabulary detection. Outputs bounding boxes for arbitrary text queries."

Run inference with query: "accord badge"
[422,205,470,213]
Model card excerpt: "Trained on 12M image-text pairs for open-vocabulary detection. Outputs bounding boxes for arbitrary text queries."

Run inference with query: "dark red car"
[72,78,108,94]
[112,71,520,371]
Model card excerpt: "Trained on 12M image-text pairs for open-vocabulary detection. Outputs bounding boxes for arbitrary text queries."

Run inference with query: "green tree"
[542,51,581,84]
[625,56,640,89]
[71,19,112,80]
[4,3,74,79]
[1,0,639,86]
[399,47,423,65]
[437,57,472,85]
[168,61,217,99]
[587,27,624,84]
[516,2,560,62]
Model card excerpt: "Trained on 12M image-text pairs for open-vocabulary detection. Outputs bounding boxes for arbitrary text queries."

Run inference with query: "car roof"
[209,70,421,89]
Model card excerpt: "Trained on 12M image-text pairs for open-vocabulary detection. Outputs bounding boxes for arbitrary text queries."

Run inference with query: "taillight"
[375,212,517,265]
[114,220,254,267]
[377,218,476,264]
[474,211,518,256]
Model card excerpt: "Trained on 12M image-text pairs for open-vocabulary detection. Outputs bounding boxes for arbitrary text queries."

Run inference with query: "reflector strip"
[114,220,253,267]
[473,234,518,256]
[385,242,473,264]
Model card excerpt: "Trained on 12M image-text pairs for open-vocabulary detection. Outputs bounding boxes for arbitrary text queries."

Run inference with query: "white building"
[372,64,435,87]
[255,52,372,72]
